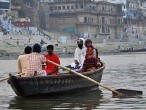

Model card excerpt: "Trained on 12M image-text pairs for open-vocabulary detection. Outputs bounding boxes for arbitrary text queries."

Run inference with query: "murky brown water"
[0,52,146,110]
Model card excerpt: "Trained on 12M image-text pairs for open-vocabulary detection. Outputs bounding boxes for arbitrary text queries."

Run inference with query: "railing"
[76,22,98,26]
[49,9,123,16]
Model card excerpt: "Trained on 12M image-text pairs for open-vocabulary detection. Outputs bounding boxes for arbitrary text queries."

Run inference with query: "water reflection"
[8,90,102,110]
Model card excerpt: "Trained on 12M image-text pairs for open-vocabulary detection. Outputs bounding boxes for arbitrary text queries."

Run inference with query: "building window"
[99,20,102,24]
[102,26,105,33]
[54,6,57,10]
[102,7,105,11]
[71,6,74,9]
[111,8,113,12]
[105,20,107,24]
[50,6,53,11]
[67,6,70,9]
[108,28,110,33]
[105,6,107,11]
[62,6,65,9]
[91,17,93,23]
[58,6,61,10]
[118,19,120,24]
[84,17,87,23]
[102,17,105,24]
[80,4,83,8]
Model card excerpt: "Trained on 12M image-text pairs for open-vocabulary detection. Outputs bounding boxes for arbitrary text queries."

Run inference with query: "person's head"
[85,39,92,47]
[24,46,32,54]
[77,38,85,49]
[32,43,41,53]
[47,45,54,55]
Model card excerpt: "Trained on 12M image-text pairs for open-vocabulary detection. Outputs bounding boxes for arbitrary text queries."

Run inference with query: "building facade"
[40,0,124,40]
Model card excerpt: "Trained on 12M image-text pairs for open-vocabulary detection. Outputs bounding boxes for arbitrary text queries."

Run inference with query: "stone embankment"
[1,32,146,60]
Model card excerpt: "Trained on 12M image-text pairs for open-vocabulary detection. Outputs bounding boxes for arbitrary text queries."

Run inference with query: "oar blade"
[113,89,143,97]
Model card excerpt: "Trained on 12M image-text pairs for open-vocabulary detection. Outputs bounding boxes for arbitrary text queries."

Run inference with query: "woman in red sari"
[81,39,101,72]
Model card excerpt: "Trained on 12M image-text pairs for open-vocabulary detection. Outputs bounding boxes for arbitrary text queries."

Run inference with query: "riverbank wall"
[1,33,146,60]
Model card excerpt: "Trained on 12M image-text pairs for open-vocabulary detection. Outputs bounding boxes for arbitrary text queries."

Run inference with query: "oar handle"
[47,60,123,96]
[0,77,9,82]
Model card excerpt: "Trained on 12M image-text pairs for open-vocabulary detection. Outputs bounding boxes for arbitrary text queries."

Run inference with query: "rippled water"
[0,52,146,110]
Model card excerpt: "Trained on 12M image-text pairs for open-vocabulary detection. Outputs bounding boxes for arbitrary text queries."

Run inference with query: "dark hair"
[85,39,92,44]
[33,43,41,53]
[24,46,32,54]
[47,45,54,50]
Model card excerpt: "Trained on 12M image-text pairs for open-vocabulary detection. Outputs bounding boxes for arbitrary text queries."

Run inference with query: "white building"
[96,0,126,15]
[0,0,11,30]
[0,0,10,11]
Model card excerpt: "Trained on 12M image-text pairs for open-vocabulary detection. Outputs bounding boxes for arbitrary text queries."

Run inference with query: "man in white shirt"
[73,38,86,68]
[17,46,32,76]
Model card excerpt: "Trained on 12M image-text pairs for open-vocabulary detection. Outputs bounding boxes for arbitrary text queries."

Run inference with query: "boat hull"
[8,64,105,97]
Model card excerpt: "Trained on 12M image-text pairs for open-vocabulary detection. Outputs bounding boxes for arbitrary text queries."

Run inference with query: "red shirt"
[44,53,60,75]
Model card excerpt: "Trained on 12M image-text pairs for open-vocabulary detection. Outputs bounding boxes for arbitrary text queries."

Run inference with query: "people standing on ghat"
[17,46,32,76]
[44,45,60,76]
[26,43,47,76]
[71,38,86,69]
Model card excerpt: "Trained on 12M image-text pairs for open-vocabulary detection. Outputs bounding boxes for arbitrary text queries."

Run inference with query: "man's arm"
[94,48,100,61]
[74,48,80,65]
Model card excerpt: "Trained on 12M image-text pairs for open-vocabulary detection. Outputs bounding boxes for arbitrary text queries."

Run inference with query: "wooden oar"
[47,60,143,97]
[0,73,25,82]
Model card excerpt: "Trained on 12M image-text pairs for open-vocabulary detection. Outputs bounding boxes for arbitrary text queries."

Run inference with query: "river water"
[0,52,146,110]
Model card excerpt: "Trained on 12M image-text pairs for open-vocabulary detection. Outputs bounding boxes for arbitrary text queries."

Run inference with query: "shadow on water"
[8,89,103,110]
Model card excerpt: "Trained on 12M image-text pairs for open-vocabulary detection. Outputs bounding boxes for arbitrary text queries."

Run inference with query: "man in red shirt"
[44,45,60,76]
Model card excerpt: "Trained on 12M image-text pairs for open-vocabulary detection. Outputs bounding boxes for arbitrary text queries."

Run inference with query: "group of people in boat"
[17,44,60,77]
[17,38,101,77]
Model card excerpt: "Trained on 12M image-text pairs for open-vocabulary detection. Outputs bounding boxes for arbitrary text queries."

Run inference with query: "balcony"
[49,8,95,14]
[97,10,123,16]
[76,21,98,26]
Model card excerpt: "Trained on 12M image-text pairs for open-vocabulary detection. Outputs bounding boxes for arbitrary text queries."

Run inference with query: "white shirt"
[17,54,29,75]
[74,46,86,67]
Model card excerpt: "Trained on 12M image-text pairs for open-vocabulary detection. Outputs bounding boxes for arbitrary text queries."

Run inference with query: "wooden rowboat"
[8,63,105,97]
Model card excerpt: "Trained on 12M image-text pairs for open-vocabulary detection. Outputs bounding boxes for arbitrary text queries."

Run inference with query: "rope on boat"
[34,76,39,93]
